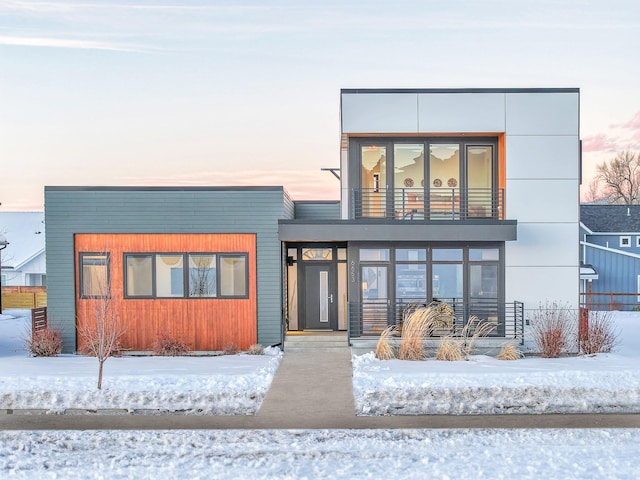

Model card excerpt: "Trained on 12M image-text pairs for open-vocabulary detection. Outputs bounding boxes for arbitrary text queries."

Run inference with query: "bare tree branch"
[596,151,640,205]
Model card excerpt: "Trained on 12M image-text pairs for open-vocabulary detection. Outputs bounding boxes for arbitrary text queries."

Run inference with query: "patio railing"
[352,187,504,220]
[347,299,524,343]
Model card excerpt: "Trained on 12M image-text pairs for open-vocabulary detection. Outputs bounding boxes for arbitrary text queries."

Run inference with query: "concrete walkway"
[2,350,640,430]
[256,350,356,428]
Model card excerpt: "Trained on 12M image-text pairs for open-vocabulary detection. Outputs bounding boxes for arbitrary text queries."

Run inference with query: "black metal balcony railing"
[348,299,524,343]
[352,187,505,220]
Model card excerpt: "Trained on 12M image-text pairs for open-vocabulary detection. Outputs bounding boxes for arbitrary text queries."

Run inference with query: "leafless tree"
[581,177,605,204]
[77,253,126,389]
[596,151,640,205]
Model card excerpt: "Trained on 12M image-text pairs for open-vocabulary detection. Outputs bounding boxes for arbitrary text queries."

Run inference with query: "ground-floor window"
[356,244,501,306]
[79,253,110,298]
[123,252,248,299]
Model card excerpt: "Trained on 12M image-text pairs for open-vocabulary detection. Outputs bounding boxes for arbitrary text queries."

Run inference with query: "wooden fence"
[1,288,47,309]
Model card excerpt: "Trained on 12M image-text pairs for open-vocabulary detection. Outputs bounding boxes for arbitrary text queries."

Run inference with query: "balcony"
[347,300,524,343]
[352,187,505,220]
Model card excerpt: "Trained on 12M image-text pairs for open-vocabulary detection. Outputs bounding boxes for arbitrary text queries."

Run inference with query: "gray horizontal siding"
[294,201,340,220]
[45,187,288,352]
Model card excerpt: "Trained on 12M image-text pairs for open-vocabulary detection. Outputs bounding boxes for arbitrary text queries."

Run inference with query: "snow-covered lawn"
[2,309,640,479]
[353,313,640,414]
[0,310,282,414]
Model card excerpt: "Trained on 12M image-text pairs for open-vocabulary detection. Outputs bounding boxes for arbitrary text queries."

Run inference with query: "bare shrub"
[375,326,397,360]
[531,301,575,358]
[246,344,264,355]
[496,343,523,360]
[152,333,190,356]
[223,342,240,355]
[579,311,620,354]
[27,327,63,357]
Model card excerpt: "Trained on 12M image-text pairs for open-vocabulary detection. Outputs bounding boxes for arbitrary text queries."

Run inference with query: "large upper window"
[79,253,110,298]
[353,137,498,219]
[124,252,248,299]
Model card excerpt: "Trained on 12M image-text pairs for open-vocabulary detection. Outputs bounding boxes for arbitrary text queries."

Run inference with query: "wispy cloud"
[584,111,640,153]
[0,35,150,52]
[582,133,619,153]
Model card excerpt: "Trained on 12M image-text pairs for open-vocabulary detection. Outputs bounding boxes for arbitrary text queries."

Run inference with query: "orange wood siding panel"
[75,233,257,351]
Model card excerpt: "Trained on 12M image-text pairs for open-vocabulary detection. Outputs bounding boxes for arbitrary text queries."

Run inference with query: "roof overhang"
[580,264,599,281]
[279,219,517,242]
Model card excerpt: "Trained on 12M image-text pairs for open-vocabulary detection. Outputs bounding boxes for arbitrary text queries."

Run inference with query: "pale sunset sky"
[1,0,639,210]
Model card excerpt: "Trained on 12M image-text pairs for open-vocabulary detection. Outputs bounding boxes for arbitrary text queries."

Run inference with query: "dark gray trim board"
[279,220,517,242]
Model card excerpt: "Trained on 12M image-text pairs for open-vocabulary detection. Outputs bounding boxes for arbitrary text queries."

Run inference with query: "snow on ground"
[2,429,640,480]
[353,313,640,415]
[0,310,282,414]
[2,309,640,479]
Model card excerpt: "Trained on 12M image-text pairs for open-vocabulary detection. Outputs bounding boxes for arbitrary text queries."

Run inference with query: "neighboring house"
[44,88,581,353]
[580,204,640,309]
[0,212,46,287]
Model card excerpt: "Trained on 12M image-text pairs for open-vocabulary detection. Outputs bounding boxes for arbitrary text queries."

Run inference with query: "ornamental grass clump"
[398,303,453,361]
[496,343,524,360]
[436,316,495,361]
[375,326,397,360]
[435,336,463,361]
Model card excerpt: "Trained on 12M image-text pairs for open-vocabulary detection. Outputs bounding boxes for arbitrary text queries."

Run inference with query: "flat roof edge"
[44,186,285,193]
[341,88,580,94]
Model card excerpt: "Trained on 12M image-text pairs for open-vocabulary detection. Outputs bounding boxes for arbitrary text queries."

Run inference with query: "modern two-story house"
[44,88,581,353]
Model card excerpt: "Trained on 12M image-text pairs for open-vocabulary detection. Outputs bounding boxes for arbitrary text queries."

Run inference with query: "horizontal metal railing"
[348,299,524,343]
[352,187,504,220]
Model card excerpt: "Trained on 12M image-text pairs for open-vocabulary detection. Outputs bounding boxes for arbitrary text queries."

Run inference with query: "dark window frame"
[218,253,250,299]
[124,253,155,299]
[123,251,250,300]
[78,252,111,299]
[352,242,504,307]
[349,136,499,219]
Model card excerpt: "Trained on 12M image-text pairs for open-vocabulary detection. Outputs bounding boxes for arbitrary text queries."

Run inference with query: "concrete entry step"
[284,331,349,352]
